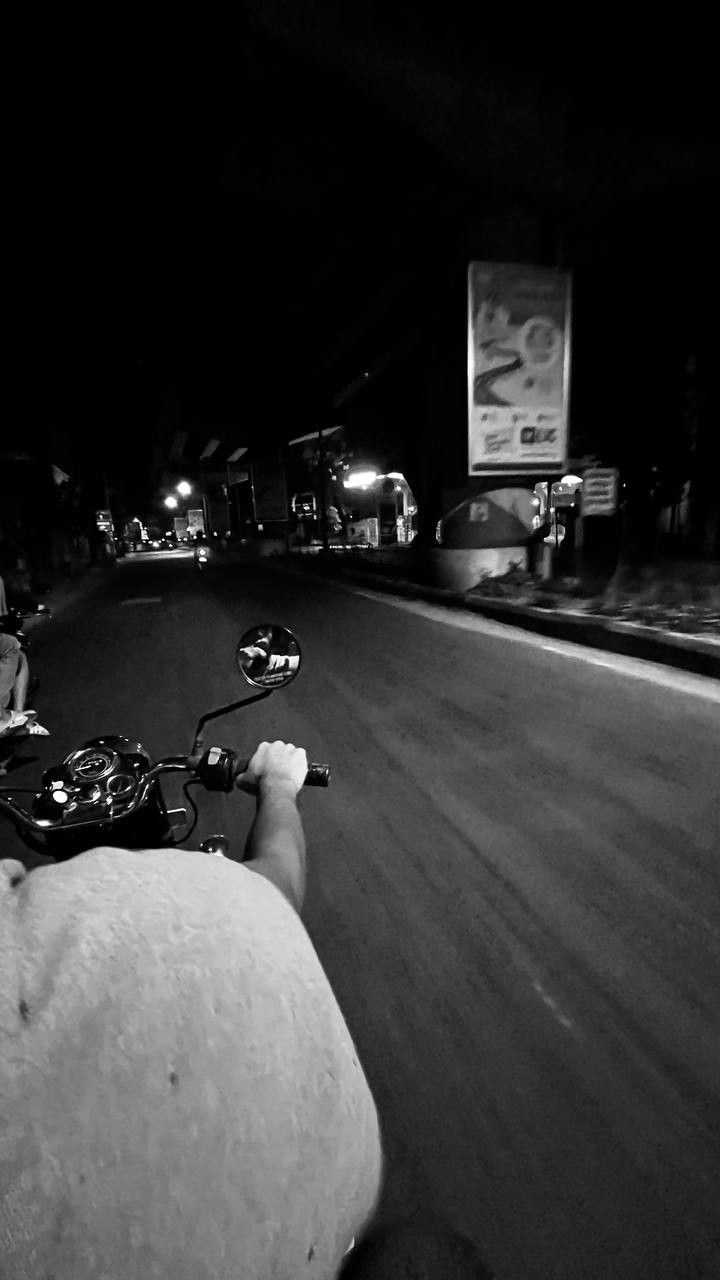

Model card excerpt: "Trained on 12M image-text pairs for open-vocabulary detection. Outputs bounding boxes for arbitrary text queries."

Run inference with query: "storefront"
[341,471,417,546]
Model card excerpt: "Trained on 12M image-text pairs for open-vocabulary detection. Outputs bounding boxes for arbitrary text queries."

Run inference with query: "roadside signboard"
[552,481,581,508]
[468,262,572,476]
[582,468,619,517]
[96,509,113,532]
[187,508,205,534]
[252,460,288,522]
[291,492,317,516]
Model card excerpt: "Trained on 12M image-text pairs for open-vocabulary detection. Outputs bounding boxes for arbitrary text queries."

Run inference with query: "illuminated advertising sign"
[468,262,571,475]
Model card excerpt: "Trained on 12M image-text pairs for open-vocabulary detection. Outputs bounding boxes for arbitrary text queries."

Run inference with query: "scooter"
[0,601,51,654]
[194,544,210,571]
[0,624,329,860]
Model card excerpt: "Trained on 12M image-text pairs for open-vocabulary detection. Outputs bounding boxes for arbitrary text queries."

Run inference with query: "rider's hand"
[265,653,292,672]
[238,644,268,662]
[236,740,308,797]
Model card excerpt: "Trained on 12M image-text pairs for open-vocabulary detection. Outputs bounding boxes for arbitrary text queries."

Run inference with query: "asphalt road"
[3,551,719,1279]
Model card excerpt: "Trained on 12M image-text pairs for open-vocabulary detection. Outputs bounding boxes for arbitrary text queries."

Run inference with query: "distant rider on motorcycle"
[193,532,210,568]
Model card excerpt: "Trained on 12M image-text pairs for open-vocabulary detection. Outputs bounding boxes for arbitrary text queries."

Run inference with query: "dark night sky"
[8,7,719,500]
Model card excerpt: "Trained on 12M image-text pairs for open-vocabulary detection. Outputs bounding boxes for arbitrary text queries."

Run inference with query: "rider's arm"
[238,741,308,913]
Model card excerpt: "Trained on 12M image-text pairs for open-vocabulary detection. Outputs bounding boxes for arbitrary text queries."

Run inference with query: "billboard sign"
[187,508,205,534]
[252,461,288,523]
[468,262,571,475]
[582,468,619,516]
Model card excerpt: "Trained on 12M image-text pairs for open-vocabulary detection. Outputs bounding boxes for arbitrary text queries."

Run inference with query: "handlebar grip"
[229,756,331,787]
[305,762,331,787]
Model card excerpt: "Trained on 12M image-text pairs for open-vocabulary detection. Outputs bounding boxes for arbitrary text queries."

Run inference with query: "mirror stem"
[191,690,273,756]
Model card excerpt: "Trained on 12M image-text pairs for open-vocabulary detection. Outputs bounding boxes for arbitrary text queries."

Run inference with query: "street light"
[343,469,378,490]
[176,480,192,497]
[164,495,178,510]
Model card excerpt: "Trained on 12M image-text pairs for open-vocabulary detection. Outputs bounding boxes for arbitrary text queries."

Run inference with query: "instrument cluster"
[33,746,142,826]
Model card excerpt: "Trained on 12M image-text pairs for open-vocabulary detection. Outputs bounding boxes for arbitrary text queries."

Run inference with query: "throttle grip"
[305,763,331,787]
[229,756,330,787]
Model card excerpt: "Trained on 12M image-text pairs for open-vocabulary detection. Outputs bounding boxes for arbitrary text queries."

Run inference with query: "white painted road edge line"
[120,597,164,605]
[329,579,720,703]
[531,979,575,1033]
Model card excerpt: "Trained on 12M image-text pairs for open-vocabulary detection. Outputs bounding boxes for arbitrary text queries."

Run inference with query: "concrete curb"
[462,595,720,679]
[261,555,720,681]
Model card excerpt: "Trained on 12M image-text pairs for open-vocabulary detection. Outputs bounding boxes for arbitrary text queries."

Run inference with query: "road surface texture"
[2,551,719,1279]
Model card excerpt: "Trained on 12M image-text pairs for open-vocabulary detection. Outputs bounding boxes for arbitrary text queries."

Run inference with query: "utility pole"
[542,476,554,581]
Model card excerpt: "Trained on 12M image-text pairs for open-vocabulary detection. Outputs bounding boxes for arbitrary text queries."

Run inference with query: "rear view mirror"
[236,625,301,689]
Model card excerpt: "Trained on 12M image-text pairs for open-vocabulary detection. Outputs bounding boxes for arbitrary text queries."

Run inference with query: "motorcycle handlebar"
[0,760,189,835]
[1,605,51,622]
[0,749,331,835]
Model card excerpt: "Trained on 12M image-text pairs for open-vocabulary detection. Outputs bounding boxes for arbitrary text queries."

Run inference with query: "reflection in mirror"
[236,625,302,689]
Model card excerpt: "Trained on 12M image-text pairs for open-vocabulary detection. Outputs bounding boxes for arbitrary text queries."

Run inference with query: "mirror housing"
[236,625,301,689]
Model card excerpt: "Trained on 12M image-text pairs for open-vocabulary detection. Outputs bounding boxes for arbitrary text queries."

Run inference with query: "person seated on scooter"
[0,631,47,740]
[0,631,24,728]
[0,576,48,746]
[0,740,382,1279]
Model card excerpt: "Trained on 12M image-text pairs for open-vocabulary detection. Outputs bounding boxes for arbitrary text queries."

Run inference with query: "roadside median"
[259,549,720,681]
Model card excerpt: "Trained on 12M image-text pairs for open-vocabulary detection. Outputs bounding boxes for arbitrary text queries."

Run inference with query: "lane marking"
[531,979,575,1032]
[317,578,720,702]
[120,597,163,606]
[536,640,720,693]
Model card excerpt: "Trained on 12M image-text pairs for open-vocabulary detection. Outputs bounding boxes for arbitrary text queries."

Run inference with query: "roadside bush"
[604,560,720,610]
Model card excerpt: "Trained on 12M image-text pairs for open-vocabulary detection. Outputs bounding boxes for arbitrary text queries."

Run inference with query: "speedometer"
[67,747,117,782]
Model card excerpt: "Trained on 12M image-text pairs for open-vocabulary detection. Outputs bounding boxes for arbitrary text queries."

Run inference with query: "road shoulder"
[254,553,720,681]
